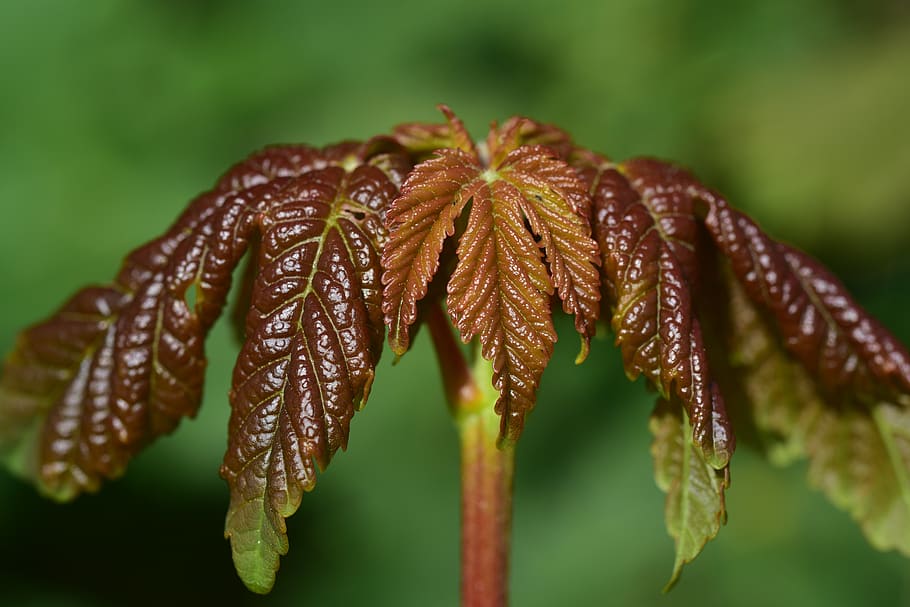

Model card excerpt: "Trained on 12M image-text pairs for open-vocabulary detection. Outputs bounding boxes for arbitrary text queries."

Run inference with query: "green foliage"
[650,399,728,590]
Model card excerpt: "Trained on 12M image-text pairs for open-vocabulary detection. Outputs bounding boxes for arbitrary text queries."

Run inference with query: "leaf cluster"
[1,106,908,593]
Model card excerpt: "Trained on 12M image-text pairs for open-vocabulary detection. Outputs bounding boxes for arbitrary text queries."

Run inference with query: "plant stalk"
[459,400,515,607]
[427,304,516,607]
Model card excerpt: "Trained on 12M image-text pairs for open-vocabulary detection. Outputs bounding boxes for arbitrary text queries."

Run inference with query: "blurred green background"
[1,1,909,605]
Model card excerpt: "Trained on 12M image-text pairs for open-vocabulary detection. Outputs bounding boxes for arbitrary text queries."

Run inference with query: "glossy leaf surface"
[579,156,733,468]
[0,144,338,499]
[1,108,909,598]
[221,162,400,593]
[704,200,910,555]
[383,109,600,439]
[0,139,408,593]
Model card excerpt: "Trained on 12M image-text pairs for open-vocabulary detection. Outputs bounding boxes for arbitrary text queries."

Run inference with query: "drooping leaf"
[701,197,910,553]
[0,173,257,499]
[0,286,130,497]
[650,398,728,590]
[0,141,405,503]
[807,401,910,553]
[703,196,910,399]
[383,109,600,440]
[221,160,402,594]
[577,155,734,467]
[706,263,818,465]
[381,148,481,355]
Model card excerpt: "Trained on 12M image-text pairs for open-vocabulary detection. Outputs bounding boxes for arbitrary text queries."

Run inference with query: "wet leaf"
[0,142,406,508]
[221,161,401,593]
[0,145,309,499]
[383,109,600,439]
[579,156,733,467]
[703,196,910,399]
[381,148,480,355]
[702,200,910,554]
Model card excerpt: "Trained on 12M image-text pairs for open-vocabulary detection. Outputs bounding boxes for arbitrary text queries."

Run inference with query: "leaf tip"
[662,564,684,593]
[574,336,591,365]
[387,333,410,360]
[705,447,732,471]
[436,103,455,120]
[225,499,288,595]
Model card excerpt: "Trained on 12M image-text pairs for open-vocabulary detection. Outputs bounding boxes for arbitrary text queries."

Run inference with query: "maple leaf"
[382,107,600,440]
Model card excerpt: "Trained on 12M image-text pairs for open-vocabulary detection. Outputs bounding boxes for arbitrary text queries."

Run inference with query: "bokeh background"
[1,1,909,605]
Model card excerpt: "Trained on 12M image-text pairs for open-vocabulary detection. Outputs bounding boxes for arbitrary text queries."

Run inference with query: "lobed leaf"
[383,108,600,440]
[500,146,599,345]
[221,161,401,593]
[6,106,909,597]
[446,140,601,439]
[445,174,558,439]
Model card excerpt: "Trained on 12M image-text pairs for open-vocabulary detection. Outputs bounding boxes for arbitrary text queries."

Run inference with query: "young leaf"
[703,196,910,399]
[381,148,481,355]
[0,286,130,498]
[709,263,819,464]
[221,161,401,594]
[393,104,477,158]
[0,183,254,499]
[578,156,734,467]
[382,109,600,440]
[650,398,728,590]
[807,401,910,554]
[0,141,404,502]
[702,198,910,554]
[486,116,576,164]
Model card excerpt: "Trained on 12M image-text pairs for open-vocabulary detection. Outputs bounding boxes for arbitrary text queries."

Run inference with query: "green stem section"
[459,391,515,607]
[427,304,516,607]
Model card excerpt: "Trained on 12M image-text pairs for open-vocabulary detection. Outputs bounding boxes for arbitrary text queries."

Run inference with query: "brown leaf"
[381,148,481,355]
[0,140,405,502]
[382,108,600,440]
[579,156,734,467]
[497,145,600,359]
[704,194,910,397]
[702,197,910,554]
[393,104,477,158]
[221,162,398,593]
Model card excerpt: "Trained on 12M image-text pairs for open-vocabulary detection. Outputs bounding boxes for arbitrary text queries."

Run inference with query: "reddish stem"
[460,409,515,607]
[426,303,515,607]
[426,302,481,411]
